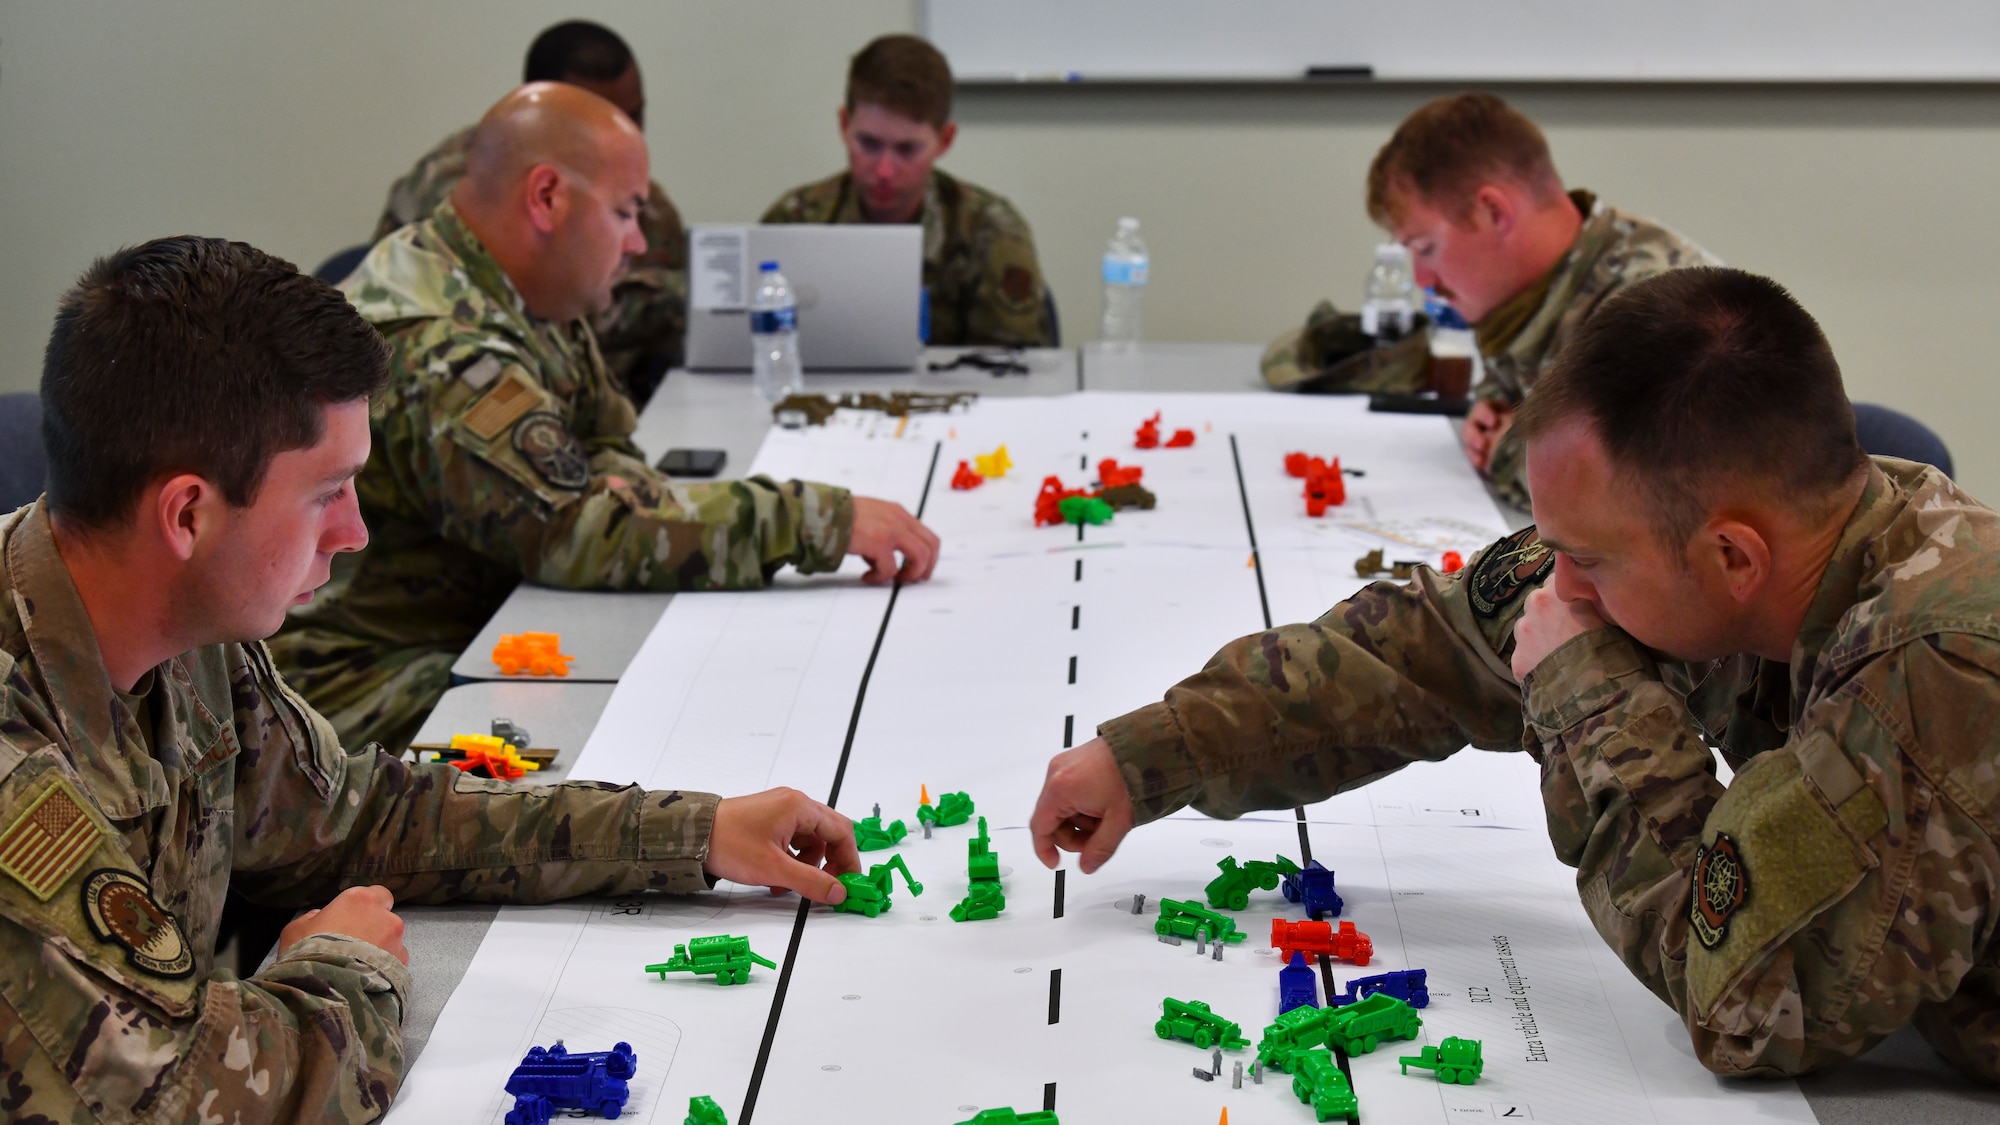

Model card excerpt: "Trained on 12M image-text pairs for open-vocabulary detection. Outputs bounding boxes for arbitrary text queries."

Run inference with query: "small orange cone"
[920,784,931,805]
[1218,1111,1228,1125]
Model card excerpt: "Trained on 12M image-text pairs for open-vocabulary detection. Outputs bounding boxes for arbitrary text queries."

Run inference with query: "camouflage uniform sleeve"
[0,679,410,1121]
[759,191,804,224]
[964,199,1055,348]
[384,342,853,591]
[227,642,722,907]
[1099,529,1547,824]
[1524,625,2000,1081]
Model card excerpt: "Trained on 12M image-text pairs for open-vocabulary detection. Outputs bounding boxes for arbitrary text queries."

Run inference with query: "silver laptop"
[684,224,923,372]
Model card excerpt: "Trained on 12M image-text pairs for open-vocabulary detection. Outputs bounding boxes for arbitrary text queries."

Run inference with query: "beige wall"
[4,3,1996,494]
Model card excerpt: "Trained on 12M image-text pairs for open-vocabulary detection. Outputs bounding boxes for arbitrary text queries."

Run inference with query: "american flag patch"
[0,779,103,901]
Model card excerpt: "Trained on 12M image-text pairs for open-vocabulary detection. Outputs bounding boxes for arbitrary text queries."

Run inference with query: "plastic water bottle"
[1360,243,1416,345]
[1099,217,1150,347]
[1425,293,1479,399]
[750,260,802,403]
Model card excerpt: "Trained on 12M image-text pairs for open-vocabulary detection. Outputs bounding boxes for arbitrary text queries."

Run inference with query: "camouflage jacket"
[0,502,720,1122]
[760,168,1054,348]
[375,125,689,386]
[285,201,852,655]
[1101,459,2000,1083]
[1260,192,1717,507]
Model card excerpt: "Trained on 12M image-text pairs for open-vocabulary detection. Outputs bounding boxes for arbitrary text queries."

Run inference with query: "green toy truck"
[954,1109,1059,1125]
[1154,997,1251,1051]
[917,790,975,828]
[950,816,1006,922]
[831,855,923,917]
[1256,1003,1337,1072]
[644,935,775,986]
[853,815,907,851]
[1204,855,1301,911]
[1291,1050,1360,1122]
[1400,1036,1484,1084]
[1154,898,1247,944]
[1325,992,1422,1055]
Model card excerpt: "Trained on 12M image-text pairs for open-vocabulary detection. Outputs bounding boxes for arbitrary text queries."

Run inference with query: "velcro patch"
[1468,525,1555,619]
[462,369,540,440]
[1002,265,1036,304]
[457,353,504,390]
[82,868,193,979]
[513,412,590,491]
[0,777,103,901]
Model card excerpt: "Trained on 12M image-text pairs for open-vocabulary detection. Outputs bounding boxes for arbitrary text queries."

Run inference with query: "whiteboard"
[926,0,2000,82]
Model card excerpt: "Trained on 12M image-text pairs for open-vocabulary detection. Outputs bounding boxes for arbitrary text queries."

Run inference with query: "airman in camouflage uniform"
[271,202,856,755]
[0,500,723,1121]
[1262,190,1717,507]
[760,168,1055,349]
[375,125,688,395]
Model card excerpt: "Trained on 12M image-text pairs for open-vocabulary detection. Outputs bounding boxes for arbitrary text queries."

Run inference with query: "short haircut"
[1366,93,1563,227]
[846,34,953,129]
[1514,267,1868,551]
[41,237,389,530]
[524,20,634,84]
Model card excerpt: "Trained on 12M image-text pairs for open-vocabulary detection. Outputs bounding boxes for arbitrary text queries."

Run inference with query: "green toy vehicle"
[831,854,923,917]
[917,790,975,828]
[1400,1036,1484,1084]
[1154,997,1251,1051]
[1325,992,1421,1055]
[950,819,1006,921]
[853,815,907,851]
[644,935,775,986]
[954,1109,1058,1125]
[1291,1050,1360,1122]
[1256,1003,1337,1072]
[965,816,999,882]
[684,1094,728,1125]
[1204,855,1302,911]
[1154,898,1246,944]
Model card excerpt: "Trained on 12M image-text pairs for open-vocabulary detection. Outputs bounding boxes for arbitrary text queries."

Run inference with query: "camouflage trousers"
[266,627,458,756]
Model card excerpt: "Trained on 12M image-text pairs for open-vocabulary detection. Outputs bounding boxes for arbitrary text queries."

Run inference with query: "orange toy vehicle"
[1272,918,1374,966]
[492,632,574,677]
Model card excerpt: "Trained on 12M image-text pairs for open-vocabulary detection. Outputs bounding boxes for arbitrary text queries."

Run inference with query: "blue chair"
[0,394,45,512]
[1853,403,1953,478]
[313,244,371,286]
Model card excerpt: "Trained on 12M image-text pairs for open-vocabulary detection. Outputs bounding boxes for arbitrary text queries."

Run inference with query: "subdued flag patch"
[0,778,104,901]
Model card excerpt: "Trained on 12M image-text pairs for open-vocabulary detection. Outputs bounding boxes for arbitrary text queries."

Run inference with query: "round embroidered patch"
[1467,525,1555,619]
[1689,833,1750,950]
[512,412,590,491]
[81,869,193,978]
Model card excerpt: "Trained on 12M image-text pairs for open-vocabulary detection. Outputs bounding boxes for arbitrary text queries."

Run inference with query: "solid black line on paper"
[1074,558,1083,581]
[1053,869,1067,919]
[1044,1082,1058,1111]
[1071,605,1080,630]
[1063,714,1074,747]
[741,440,941,1124]
[1228,434,1275,632]
[1048,968,1063,1024]
[1068,655,1077,684]
[1295,807,1315,868]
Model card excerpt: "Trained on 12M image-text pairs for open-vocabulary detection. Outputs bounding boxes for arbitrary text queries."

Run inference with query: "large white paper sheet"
[389,392,1814,1125]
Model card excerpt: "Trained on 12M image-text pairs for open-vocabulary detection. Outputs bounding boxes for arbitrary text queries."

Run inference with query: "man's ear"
[837,104,851,138]
[1701,516,1773,604]
[154,473,218,563]
[1471,184,1516,236]
[523,164,565,235]
[934,121,958,159]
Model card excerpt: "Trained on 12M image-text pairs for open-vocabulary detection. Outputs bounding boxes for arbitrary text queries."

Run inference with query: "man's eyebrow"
[321,463,366,487]
[1537,532,1583,556]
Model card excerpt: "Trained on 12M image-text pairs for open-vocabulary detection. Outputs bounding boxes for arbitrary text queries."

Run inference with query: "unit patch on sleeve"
[1467,525,1556,619]
[82,869,194,979]
[512,412,591,490]
[462,368,540,440]
[0,777,104,901]
[1689,832,1750,950]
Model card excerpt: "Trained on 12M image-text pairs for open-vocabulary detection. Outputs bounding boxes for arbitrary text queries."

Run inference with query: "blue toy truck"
[1281,860,1344,917]
[1330,968,1429,1009]
[505,1040,637,1119]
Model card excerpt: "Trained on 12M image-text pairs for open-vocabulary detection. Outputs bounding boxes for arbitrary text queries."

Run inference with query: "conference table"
[395,343,1997,1124]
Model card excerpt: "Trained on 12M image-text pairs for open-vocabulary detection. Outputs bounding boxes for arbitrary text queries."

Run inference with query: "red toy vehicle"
[1272,918,1374,966]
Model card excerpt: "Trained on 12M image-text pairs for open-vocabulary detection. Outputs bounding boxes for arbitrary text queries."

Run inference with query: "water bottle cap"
[759,261,779,272]
[1432,305,1470,330]
[1118,216,1140,230]
[1375,243,1410,264]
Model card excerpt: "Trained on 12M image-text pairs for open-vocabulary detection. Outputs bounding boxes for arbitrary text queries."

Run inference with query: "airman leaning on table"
[373,19,689,404]
[760,33,1056,349]
[1039,268,2000,1084]
[1262,93,1716,509]
[0,235,862,1121]
[271,83,940,757]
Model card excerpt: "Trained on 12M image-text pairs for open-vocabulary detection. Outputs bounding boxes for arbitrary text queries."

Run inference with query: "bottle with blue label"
[750,260,802,404]
[1099,216,1149,348]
